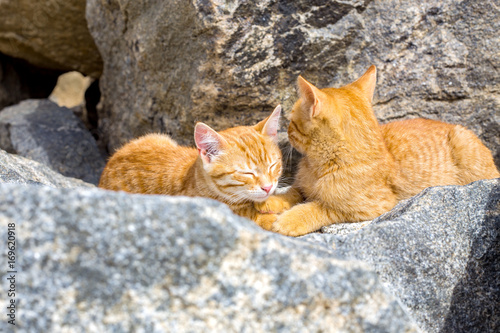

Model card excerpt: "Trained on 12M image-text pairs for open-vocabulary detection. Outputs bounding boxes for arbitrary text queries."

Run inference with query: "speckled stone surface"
[0,184,419,332]
[322,220,372,236]
[302,178,500,333]
[0,148,92,188]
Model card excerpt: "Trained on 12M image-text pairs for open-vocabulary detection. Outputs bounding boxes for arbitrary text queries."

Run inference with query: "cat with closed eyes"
[99,105,283,229]
[256,66,499,236]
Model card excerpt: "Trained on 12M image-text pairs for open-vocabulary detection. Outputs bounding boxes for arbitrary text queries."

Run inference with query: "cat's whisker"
[285,145,295,172]
[224,192,250,205]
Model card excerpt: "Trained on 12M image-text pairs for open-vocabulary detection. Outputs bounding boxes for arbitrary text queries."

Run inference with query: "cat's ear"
[351,65,377,103]
[255,105,281,142]
[194,123,225,164]
[297,76,322,118]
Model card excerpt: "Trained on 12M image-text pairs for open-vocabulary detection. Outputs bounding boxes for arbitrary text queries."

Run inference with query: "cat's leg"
[253,212,279,231]
[271,201,343,237]
[254,186,303,214]
[232,204,279,231]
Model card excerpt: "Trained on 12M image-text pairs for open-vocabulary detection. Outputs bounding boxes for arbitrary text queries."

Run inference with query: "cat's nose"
[261,185,273,194]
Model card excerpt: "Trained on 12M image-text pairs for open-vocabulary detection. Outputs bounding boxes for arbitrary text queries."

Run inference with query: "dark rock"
[0,53,61,110]
[0,99,105,184]
[0,183,419,332]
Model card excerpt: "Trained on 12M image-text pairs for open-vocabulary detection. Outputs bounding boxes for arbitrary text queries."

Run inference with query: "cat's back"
[381,118,499,198]
[381,118,456,155]
[99,133,198,193]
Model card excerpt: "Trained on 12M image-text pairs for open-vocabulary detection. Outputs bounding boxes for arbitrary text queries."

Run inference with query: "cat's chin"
[251,194,271,203]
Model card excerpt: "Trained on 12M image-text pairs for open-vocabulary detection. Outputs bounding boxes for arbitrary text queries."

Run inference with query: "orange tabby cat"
[257,66,499,236]
[99,105,283,229]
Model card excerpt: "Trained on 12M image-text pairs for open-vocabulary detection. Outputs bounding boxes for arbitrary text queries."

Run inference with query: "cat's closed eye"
[268,161,280,172]
[238,170,257,177]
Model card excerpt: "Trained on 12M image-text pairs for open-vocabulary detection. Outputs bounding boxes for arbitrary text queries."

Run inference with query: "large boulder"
[303,178,500,332]
[87,0,498,169]
[0,148,92,188]
[0,99,105,184]
[0,0,102,77]
[0,183,418,332]
[0,153,496,331]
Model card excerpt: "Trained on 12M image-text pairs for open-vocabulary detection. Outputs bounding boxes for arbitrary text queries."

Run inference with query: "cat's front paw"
[254,213,278,231]
[254,196,291,214]
[271,209,312,237]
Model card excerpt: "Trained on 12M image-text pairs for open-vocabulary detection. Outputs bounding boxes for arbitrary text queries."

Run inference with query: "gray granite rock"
[303,178,500,332]
[322,221,372,236]
[87,0,498,170]
[0,148,92,188]
[0,183,419,332]
[0,0,102,76]
[0,99,105,185]
[357,0,500,168]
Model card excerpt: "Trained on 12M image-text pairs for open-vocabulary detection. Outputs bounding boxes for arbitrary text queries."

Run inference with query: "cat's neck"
[304,127,391,176]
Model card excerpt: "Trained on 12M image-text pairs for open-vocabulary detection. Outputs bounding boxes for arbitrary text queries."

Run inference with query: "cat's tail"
[448,125,500,184]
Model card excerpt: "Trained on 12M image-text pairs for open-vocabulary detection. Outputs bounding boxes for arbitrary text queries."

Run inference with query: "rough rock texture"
[355,0,500,167]
[0,53,61,110]
[0,148,92,188]
[322,220,372,236]
[0,99,105,184]
[0,184,419,332]
[302,178,500,332]
[0,0,102,77]
[87,0,499,168]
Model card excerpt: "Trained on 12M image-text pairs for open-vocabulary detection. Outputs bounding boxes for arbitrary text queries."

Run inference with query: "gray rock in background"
[349,0,500,167]
[0,99,105,184]
[0,183,419,332]
[0,0,102,77]
[87,0,498,169]
[0,148,92,188]
[302,178,499,332]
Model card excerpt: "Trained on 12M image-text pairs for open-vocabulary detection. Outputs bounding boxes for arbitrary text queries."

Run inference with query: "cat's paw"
[254,196,291,214]
[254,213,278,231]
[271,209,312,237]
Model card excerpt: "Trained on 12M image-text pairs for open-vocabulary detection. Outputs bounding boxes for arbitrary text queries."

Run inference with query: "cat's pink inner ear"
[297,76,321,118]
[194,123,223,163]
[352,65,377,103]
[262,105,281,141]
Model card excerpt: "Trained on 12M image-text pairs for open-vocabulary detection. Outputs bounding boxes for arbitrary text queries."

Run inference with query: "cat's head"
[194,105,283,203]
[288,65,378,158]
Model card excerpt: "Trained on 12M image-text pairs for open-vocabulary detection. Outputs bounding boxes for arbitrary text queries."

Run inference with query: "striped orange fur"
[260,66,499,236]
[99,105,284,229]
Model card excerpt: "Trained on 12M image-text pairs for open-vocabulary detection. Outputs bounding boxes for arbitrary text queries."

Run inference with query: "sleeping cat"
[256,66,499,236]
[99,105,283,229]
